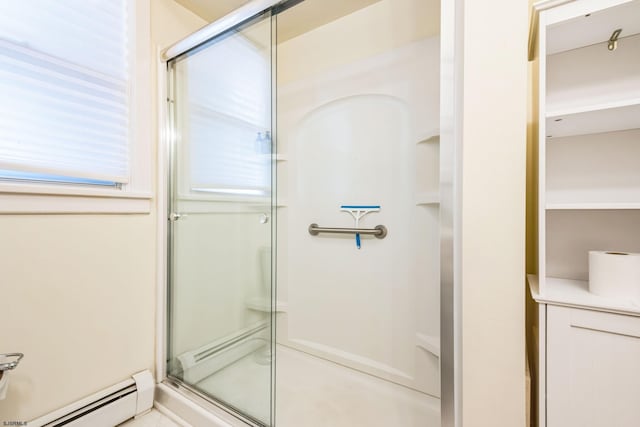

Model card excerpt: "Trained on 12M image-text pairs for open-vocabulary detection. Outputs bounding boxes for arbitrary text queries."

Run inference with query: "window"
[175,26,271,200]
[0,0,151,212]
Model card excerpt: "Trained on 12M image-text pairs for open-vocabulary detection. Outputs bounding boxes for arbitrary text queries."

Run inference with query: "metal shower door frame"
[156,1,463,426]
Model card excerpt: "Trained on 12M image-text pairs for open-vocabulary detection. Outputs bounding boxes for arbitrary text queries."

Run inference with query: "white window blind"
[0,0,130,184]
[180,30,270,196]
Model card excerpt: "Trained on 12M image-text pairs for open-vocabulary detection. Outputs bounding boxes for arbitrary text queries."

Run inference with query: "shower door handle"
[169,212,186,221]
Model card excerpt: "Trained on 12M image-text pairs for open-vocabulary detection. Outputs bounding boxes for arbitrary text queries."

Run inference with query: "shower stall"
[159,0,457,425]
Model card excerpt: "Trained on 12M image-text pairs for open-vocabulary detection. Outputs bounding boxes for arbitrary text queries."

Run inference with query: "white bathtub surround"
[276,35,441,399]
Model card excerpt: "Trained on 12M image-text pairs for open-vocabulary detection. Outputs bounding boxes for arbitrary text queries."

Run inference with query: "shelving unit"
[535,0,640,296]
[528,274,640,317]
[530,1,640,425]
[415,130,440,207]
[546,101,640,137]
[545,188,640,209]
[546,201,640,210]
[545,31,640,111]
[546,128,640,208]
[545,0,640,55]
[413,128,441,372]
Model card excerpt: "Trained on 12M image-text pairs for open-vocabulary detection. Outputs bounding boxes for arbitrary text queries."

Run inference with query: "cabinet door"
[547,306,640,427]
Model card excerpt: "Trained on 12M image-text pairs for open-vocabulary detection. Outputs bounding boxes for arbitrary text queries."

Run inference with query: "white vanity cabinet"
[529,0,640,425]
[546,305,640,426]
[530,275,640,427]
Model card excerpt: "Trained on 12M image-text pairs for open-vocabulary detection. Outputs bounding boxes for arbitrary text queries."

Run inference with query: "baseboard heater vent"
[31,370,154,427]
[177,322,269,384]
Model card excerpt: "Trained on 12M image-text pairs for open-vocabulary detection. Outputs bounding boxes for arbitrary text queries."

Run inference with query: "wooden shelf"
[529,274,640,317]
[415,192,439,206]
[546,99,640,138]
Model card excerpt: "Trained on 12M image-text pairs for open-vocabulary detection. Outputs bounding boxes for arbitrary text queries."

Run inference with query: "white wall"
[151,0,207,50]
[0,0,205,421]
[460,0,528,426]
[278,0,439,84]
[0,216,156,420]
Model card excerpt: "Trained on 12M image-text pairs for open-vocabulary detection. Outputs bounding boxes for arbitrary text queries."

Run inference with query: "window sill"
[0,183,152,214]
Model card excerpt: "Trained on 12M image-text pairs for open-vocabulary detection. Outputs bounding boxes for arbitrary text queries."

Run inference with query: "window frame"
[0,0,152,214]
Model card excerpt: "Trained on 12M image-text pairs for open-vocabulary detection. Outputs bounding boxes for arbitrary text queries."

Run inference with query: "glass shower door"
[166,12,274,426]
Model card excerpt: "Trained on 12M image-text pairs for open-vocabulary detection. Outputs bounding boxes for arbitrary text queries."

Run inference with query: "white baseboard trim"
[30,370,154,427]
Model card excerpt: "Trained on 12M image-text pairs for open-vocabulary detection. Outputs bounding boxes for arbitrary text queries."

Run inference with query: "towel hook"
[608,28,622,51]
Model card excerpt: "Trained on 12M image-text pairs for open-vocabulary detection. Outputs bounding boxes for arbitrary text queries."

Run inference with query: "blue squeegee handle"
[339,205,380,249]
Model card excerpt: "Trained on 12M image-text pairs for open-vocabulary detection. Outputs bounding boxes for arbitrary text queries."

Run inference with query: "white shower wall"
[276,35,440,396]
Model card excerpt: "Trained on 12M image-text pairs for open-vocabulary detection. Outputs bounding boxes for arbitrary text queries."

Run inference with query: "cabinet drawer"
[562,306,640,338]
[547,305,640,427]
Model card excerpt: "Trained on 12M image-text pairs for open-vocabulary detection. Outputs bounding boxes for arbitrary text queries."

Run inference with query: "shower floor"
[196,345,440,427]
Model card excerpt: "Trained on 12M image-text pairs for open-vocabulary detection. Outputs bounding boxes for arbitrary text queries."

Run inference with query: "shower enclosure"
[161,0,454,425]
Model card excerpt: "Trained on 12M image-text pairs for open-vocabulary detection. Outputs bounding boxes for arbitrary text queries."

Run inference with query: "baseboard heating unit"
[177,322,268,384]
[30,370,154,427]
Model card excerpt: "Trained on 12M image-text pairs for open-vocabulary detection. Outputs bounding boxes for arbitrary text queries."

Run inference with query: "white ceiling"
[174,0,252,23]
[174,0,390,42]
[275,0,383,42]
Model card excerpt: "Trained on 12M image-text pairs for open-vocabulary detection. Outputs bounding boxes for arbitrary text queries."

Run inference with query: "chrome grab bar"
[308,223,388,239]
[0,353,23,371]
